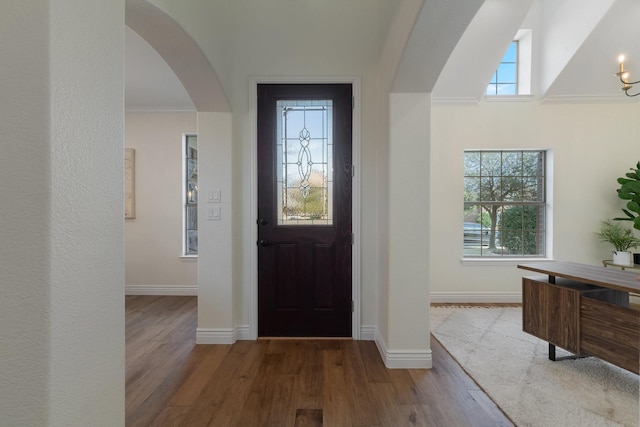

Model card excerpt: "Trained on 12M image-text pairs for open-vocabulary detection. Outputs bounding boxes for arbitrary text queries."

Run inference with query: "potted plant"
[614,161,640,231]
[596,219,640,266]
[614,161,640,263]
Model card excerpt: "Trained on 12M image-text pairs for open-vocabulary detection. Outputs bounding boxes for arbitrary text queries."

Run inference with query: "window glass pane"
[523,151,543,175]
[186,205,197,230]
[501,151,521,176]
[276,100,333,226]
[480,176,501,201]
[497,84,517,95]
[501,177,523,201]
[497,63,517,83]
[481,152,501,175]
[522,177,540,200]
[464,177,480,201]
[503,42,517,62]
[464,152,481,175]
[187,230,198,254]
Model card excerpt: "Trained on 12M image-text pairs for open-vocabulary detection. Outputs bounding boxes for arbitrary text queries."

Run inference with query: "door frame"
[249,76,361,340]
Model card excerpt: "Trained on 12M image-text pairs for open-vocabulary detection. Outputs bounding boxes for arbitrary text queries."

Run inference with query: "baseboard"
[371,328,432,369]
[125,285,197,296]
[360,325,377,341]
[196,324,251,344]
[430,292,521,304]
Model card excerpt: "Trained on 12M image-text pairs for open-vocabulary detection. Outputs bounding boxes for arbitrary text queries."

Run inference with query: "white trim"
[374,329,432,369]
[125,285,197,296]
[430,292,521,304]
[460,257,555,266]
[248,76,362,340]
[484,94,535,102]
[431,97,480,105]
[125,108,197,113]
[360,325,377,341]
[196,324,251,344]
[540,94,637,104]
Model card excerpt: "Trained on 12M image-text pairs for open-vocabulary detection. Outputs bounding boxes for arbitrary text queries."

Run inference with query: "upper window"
[184,134,198,255]
[487,41,518,95]
[463,150,546,258]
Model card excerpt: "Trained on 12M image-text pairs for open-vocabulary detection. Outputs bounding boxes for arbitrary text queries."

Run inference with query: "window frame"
[463,149,548,259]
[487,41,519,96]
[183,134,198,257]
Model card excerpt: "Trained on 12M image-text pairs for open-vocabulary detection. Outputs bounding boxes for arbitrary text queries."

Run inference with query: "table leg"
[548,343,587,361]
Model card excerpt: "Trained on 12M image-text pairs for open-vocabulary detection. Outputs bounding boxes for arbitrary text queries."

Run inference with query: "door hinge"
[351,164,355,177]
[351,300,354,313]
[351,233,354,245]
[352,96,355,110]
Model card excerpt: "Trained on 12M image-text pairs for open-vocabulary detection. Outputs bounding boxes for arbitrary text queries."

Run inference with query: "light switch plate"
[211,206,221,220]
[209,190,221,203]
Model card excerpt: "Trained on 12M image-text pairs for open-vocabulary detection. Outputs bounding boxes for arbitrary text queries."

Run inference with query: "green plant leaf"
[628,201,640,213]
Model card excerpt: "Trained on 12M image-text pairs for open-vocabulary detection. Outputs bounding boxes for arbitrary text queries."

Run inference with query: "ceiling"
[124,0,640,111]
[125,27,194,112]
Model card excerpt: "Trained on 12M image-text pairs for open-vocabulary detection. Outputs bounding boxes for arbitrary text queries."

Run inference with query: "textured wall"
[0,1,125,425]
[49,0,125,424]
[0,1,52,424]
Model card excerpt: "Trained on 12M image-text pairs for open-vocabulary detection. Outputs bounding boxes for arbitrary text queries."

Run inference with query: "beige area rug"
[430,306,639,427]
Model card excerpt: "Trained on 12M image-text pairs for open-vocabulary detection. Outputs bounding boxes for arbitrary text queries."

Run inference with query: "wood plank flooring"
[126,296,514,426]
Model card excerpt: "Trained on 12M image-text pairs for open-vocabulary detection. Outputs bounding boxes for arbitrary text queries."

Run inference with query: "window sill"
[180,255,198,261]
[460,257,555,266]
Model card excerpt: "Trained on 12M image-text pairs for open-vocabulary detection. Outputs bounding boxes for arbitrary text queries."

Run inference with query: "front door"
[257,83,352,337]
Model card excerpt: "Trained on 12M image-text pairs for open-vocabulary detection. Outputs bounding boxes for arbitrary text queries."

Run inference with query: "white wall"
[124,112,198,292]
[385,92,431,367]
[196,112,235,341]
[1,2,51,424]
[430,100,640,301]
[1,0,125,425]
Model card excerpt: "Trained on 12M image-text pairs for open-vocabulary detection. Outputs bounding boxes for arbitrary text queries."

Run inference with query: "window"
[487,41,518,95]
[463,150,546,257]
[276,99,333,226]
[184,134,197,255]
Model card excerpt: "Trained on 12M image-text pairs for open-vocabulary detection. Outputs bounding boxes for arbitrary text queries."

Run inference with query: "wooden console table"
[518,261,640,374]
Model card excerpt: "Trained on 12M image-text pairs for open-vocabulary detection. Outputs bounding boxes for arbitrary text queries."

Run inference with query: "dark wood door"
[257,83,352,337]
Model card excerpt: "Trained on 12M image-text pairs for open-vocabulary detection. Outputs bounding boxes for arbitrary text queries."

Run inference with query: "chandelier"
[617,55,640,97]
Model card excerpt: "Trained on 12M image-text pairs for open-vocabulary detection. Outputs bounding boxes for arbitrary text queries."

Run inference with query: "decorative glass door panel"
[276,100,333,226]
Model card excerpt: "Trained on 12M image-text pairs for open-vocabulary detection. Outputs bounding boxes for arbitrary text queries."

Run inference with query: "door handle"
[258,240,271,246]
[257,218,268,226]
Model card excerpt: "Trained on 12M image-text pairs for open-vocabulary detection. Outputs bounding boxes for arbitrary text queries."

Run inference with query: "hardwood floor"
[126,296,514,426]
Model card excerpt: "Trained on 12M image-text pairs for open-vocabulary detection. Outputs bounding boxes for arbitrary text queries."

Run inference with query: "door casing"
[249,76,361,340]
